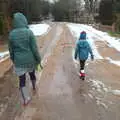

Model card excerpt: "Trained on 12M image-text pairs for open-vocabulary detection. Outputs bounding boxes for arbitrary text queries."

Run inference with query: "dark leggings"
[19,70,36,88]
[80,60,86,71]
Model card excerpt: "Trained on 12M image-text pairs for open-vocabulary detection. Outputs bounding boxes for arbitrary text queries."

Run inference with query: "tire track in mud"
[15,23,64,120]
[67,23,120,120]
[1,23,120,120]
[0,23,64,120]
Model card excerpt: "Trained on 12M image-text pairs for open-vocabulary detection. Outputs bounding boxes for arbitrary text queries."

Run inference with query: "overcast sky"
[48,0,54,3]
[48,0,85,3]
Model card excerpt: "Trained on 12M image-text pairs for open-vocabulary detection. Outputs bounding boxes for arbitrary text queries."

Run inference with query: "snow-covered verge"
[0,51,9,63]
[67,23,120,66]
[89,78,120,96]
[67,23,103,59]
[67,23,120,52]
[106,57,120,66]
[29,24,50,36]
[0,51,9,58]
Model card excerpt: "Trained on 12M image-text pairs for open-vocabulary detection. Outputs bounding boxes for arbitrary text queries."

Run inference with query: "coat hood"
[13,13,28,28]
[79,31,86,40]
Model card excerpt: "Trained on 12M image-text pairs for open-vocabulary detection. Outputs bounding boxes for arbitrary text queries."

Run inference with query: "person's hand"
[74,59,79,64]
[74,56,77,60]
[36,63,43,72]
[91,55,94,61]
[40,63,43,69]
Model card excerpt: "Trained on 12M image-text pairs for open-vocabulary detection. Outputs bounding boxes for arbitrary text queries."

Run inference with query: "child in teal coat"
[74,31,94,79]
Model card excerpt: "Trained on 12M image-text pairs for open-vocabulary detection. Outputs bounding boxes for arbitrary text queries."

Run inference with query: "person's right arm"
[87,42,94,60]
[29,30,41,64]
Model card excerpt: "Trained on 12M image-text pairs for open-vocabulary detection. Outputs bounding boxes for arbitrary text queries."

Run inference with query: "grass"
[108,31,120,38]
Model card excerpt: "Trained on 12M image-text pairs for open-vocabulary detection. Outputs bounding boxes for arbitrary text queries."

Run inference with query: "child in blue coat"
[74,31,94,79]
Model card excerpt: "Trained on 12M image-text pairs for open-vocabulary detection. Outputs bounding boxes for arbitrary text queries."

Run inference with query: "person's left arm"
[87,41,94,60]
[8,34,14,62]
[74,43,79,60]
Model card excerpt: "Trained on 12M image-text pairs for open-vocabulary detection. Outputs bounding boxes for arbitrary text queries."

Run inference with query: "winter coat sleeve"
[74,43,79,59]
[8,34,14,62]
[87,42,94,59]
[29,30,41,64]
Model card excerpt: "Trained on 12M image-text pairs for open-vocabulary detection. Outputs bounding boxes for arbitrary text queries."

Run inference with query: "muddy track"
[0,23,59,120]
[16,23,120,120]
[0,23,120,120]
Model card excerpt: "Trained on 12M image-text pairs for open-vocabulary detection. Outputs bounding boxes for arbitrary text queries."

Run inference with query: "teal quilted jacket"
[9,13,41,68]
[75,40,93,60]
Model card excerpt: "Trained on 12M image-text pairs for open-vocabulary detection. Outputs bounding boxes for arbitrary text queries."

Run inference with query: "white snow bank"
[88,79,108,93]
[106,57,120,66]
[0,56,9,63]
[29,24,50,36]
[67,23,103,59]
[86,25,120,52]
[111,90,120,96]
[68,23,120,52]
[0,51,9,63]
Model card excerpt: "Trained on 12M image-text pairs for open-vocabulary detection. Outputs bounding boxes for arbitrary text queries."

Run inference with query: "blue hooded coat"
[74,32,93,60]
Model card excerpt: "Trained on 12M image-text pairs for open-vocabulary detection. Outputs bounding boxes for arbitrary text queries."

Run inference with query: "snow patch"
[88,79,109,93]
[0,51,9,63]
[89,79,120,98]
[29,24,50,36]
[68,23,120,52]
[0,51,9,58]
[88,37,103,59]
[88,93,93,99]
[96,100,108,109]
[106,57,120,66]
[0,104,8,117]
[0,56,9,63]
[111,90,120,96]
[88,79,109,109]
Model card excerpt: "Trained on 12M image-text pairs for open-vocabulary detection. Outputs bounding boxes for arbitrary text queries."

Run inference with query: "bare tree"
[84,0,100,14]
[84,0,100,23]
